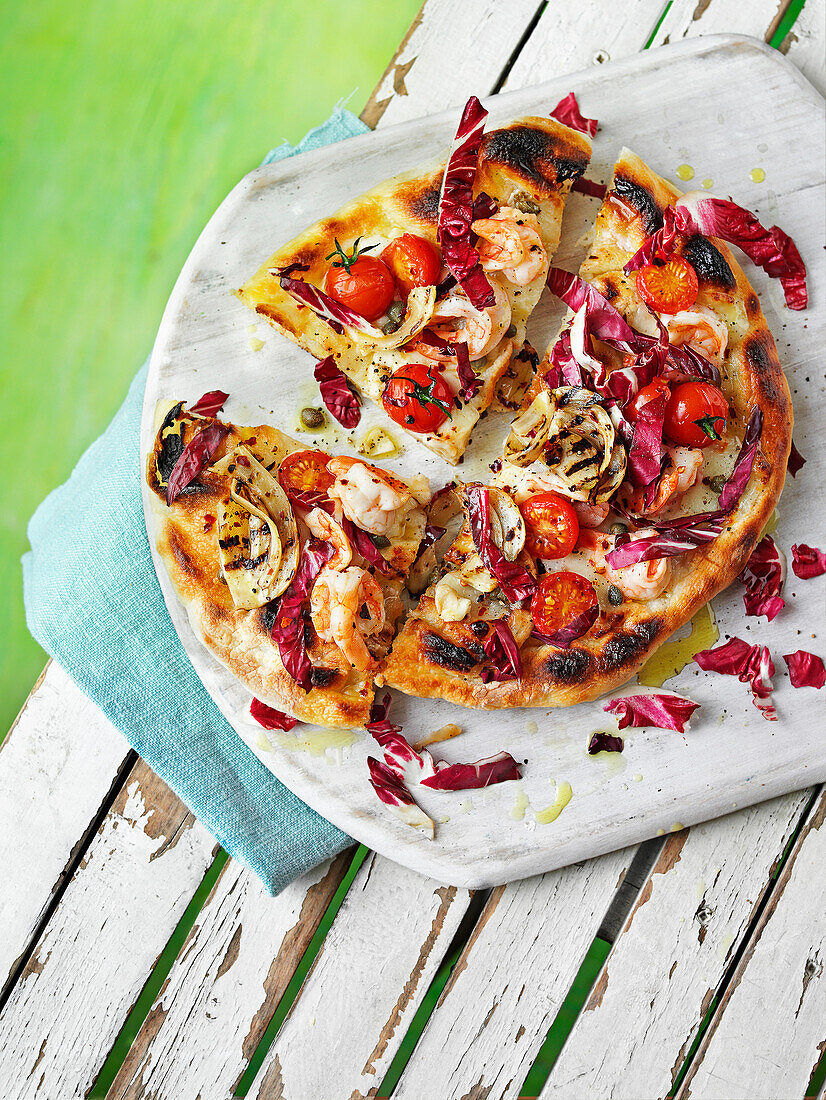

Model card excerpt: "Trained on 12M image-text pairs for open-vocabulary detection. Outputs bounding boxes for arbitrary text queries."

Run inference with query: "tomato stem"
[325,236,378,274]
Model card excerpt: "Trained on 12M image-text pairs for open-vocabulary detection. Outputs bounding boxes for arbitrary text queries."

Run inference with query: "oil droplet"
[438,815,450,825]
[535,780,573,824]
[656,827,666,836]
[269,727,358,757]
[750,167,766,183]
[591,749,627,777]
[670,822,685,832]
[525,719,539,735]
[249,337,264,352]
[702,178,714,190]
[247,323,258,333]
[511,785,530,821]
[761,508,779,537]
[637,603,718,687]
[633,774,643,783]
[676,164,695,181]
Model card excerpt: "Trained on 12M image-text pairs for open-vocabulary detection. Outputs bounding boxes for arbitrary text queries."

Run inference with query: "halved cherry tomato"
[520,492,580,559]
[278,449,334,495]
[324,238,395,320]
[382,362,454,434]
[627,377,671,423]
[635,257,699,314]
[530,571,598,637]
[664,381,729,448]
[381,234,441,296]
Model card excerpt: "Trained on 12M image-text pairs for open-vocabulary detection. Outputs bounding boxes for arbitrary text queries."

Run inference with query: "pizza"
[379,147,796,709]
[237,97,593,464]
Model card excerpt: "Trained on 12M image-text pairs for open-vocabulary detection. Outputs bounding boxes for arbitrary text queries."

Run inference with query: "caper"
[371,534,391,549]
[381,318,401,335]
[506,323,518,338]
[608,584,624,606]
[709,474,727,495]
[300,406,326,430]
[610,522,628,537]
[381,301,405,334]
[511,190,540,215]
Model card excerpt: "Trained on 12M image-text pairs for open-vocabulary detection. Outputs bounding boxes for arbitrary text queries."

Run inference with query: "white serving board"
[142,36,825,888]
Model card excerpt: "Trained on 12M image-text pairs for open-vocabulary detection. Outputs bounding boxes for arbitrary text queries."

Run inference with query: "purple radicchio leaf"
[465,485,536,604]
[546,267,637,346]
[783,650,825,689]
[604,693,700,733]
[717,406,762,512]
[572,178,607,198]
[627,388,667,488]
[605,523,723,569]
[189,390,229,417]
[739,534,786,621]
[549,92,598,137]
[787,440,806,477]
[314,356,361,428]
[270,538,334,691]
[277,272,382,335]
[367,757,435,836]
[588,731,624,754]
[166,423,229,505]
[250,697,298,731]
[694,638,777,721]
[455,340,482,403]
[421,751,521,790]
[791,543,826,579]
[531,601,599,650]
[341,516,394,575]
[480,619,522,683]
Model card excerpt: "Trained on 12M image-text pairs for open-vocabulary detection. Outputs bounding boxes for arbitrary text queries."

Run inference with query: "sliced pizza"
[380,148,796,710]
[237,96,593,464]
[146,399,429,728]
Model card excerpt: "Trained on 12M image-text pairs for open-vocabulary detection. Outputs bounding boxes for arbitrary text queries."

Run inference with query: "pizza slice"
[380,148,800,710]
[146,397,429,728]
[237,96,593,464]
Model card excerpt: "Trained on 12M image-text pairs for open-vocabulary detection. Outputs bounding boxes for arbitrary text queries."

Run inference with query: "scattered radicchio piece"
[190,390,229,417]
[531,601,599,650]
[287,488,335,514]
[547,330,584,388]
[694,638,777,720]
[624,194,807,310]
[367,758,435,837]
[627,388,667,488]
[365,692,402,739]
[270,538,335,690]
[249,697,298,731]
[604,693,700,733]
[480,620,522,683]
[472,191,499,220]
[572,178,607,198]
[791,543,826,580]
[739,535,786,621]
[465,486,536,604]
[422,751,521,790]
[455,340,482,402]
[550,92,598,137]
[166,423,229,505]
[783,650,826,689]
[437,96,495,309]
[717,407,763,512]
[787,440,806,477]
[314,356,361,428]
[414,523,446,566]
[276,272,382,334]
[588,732,624,754]
[546,268,636,346]
[342,517,394,575]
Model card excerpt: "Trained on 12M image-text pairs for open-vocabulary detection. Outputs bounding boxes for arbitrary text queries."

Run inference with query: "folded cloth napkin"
[22,107,371,895]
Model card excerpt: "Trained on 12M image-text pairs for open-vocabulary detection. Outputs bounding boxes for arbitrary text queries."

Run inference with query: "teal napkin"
[22,108,370,895]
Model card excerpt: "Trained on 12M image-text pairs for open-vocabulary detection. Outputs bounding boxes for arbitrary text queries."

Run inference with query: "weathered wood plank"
[106,850,353,1100]
[782,0,826,95]
[0,760,216,1099]
[0,661,133,997]
[539,790,814,1099]
[390,847,632,1100]
[360,0,541,127]
[248,853,474,1100]
[651,0,790,46]
[675,786,826,1100]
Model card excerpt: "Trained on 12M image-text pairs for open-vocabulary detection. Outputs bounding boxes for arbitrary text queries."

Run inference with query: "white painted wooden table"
[1,3,824,1098]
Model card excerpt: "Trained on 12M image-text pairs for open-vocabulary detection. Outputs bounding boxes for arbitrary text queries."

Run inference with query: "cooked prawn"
[571,500,611,529]
[627,446,703,515]
[304,507,352,570]
[310,565,385,671]
[471,207,547,285]
[664,308,728,365]
[327,457,413,538]
[412,283,511,362]
[604,528,672,600]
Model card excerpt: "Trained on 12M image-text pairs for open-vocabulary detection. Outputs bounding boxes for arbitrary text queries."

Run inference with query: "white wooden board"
[142,36,826,888]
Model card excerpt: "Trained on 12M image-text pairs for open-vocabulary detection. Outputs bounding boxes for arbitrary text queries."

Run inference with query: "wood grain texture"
[0,760,215,1100]
[106,850,352,1100]
[248,853,474,1100]
[539,790,814,1099]
[390,847,632,1100]
[782,0,826,95]
[651,0,790,46]
[0,662,132,996]
[675,787,826,1100]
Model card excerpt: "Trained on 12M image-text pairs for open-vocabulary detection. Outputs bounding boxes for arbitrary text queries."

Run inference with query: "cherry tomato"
[664,381,729,448]
[520,493,580,560]
[627,377,671,423]
[381,362,454,434]
[635,256,699,314]
[381,234,441,296]
[278,449,334,495]
[530,571,598,637]
[324,237,395,321]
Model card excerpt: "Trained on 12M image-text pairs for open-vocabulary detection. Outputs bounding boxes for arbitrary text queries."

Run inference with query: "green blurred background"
[0,0,419,738]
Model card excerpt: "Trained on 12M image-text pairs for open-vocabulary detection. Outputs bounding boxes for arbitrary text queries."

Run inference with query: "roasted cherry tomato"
[520,493,580,560]
[627,377,671,423]
[530,571,598,637]
[381,234,441,296]
[277,449,334,495]
[635,256,699,314]
[324,237,395,321]
[381,362,454,434]
[664,381,729,448]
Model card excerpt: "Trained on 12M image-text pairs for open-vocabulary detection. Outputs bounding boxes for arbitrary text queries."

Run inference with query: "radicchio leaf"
[277,272,382,335]
[572,178,607,198]
[367,758,435,837]
[550,92,598,137]
[480,620,522,683]
[287,489,335,514]
[783,650,826,689]
[604,693,700,732]
[249,697,298,731]
[791,543,826,579]
[606,522,722,569]
[588,732,624,754]
[270,538,334,690]
[531,601,599,650]
[166,423,229,505]
[465,486,536,604]
[627,388,667,488]
[787,440,806,477]
[314,356,361,428]
[546,268,636,346]
[342,517,393,575]
[739,535,786,620]
[455,340,482,402]
[437,96,495,309]
[190,390,229,417]
[421,751,521,790]
[693,637,777,721]
[717,407,762,512]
